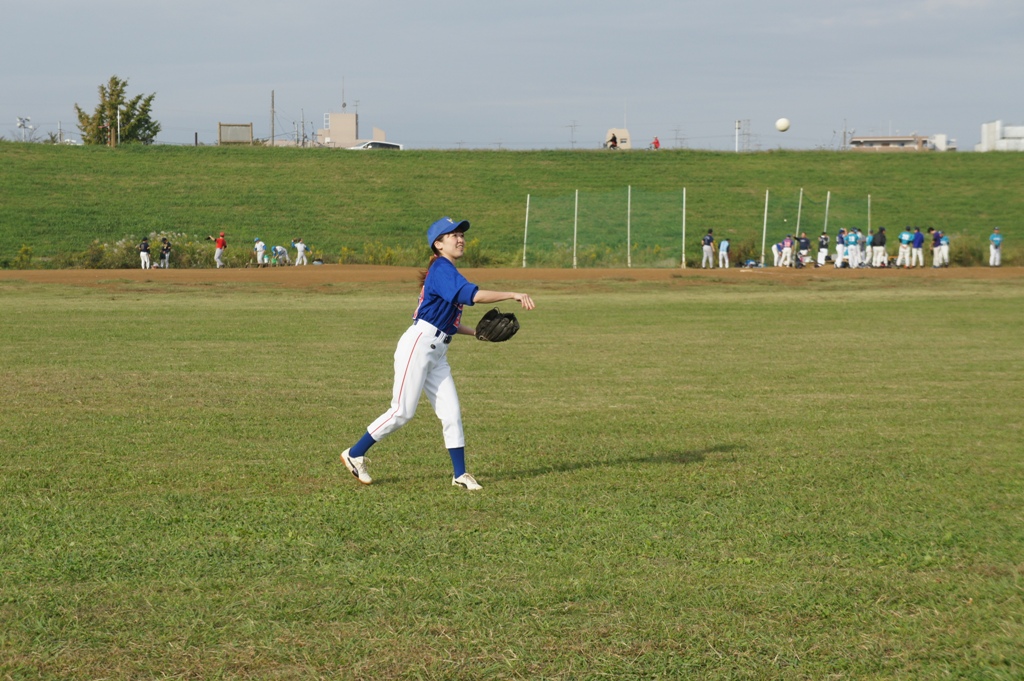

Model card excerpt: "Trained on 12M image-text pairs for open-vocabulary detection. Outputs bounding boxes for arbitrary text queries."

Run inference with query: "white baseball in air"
[776,118,791,132]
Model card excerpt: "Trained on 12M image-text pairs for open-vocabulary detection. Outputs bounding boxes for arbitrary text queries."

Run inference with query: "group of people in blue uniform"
[761,226,1005,269]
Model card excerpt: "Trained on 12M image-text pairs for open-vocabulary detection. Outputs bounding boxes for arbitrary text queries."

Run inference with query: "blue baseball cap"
[427,217,469,247]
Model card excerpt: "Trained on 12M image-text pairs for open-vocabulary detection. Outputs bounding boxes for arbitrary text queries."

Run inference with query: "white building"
[975,120,1024,152]
[316,111,392,149]
[849,134,956,152]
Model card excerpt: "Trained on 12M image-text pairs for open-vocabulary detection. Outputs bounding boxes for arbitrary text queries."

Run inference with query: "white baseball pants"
[140,253,150,269]
[847,246,860,269]
[835,243,845,268]
[911,248,924,267]
[702,245,714,268]
[896,244,910,267]
[366,321,465,449]
[718,251,729,268]
[990,245,1001,267]
[873,246,887,267]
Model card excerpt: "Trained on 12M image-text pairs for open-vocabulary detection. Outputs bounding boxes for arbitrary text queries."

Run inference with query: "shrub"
[729,240,761,267]
[12,244,34,269]
[362,241,424,267]
[949,238,985,267]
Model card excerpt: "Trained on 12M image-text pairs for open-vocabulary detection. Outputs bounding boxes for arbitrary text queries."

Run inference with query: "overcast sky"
[3,0,1021,150]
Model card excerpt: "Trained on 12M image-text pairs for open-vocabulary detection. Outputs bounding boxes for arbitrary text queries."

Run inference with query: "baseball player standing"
[816,232,830,267]
[780,235,794,267]
[834,229,846,268]
[701,230,715,268]
[340,217,535,491]
[911,227,925,267]
[293,238,308,266]
[896,227,913,268]
[927,228,941,268]
[845,229,861,269]
[211,232,227,268]
[989,227,1003,267]
[253,238,267,267]
[137,238,151,269]
[872,227,887,267]
[159,238,172,269]
[797,232,811,267]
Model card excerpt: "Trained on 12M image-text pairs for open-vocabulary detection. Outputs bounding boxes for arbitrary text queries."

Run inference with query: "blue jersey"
[846,232,859,247]
[912,232,925,248]
[719,239,730,253]
[899,230,913,245]
[413,257,479,335]
[990,233,1003,248]
[702,234,714,247]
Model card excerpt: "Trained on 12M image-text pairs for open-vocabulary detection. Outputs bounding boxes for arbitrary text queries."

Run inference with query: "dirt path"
[0,264,1019,289]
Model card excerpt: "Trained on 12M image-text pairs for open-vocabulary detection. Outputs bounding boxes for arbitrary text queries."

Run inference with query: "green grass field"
[1,274,1022,679]
[0,143,1020,267]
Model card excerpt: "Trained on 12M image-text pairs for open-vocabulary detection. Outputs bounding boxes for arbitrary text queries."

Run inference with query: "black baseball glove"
[475,308,520,342]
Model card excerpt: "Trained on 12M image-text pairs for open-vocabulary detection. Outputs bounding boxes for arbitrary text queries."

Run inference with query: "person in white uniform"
[339,217,536,491]
[989,227,1003,267]
[293,238,308,266]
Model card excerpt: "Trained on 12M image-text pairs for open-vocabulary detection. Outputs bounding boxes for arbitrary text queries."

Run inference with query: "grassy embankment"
[0,142,1019,266]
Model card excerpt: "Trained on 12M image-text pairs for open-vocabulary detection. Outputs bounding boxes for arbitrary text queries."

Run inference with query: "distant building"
[975,120,1024,152]
[316,111,393,149]
[849,134,956,152]
[218,123,253,145]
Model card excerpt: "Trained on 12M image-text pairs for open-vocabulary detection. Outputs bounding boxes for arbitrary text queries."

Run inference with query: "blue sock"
[448,447,466,479]
[350,431,376,458]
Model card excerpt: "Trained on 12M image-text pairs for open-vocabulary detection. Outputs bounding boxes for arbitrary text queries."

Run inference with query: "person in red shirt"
[207,232,228,268]
[652,136,660,150]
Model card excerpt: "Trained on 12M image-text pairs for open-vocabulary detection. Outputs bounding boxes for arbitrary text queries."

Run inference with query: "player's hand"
[514,293,535,310]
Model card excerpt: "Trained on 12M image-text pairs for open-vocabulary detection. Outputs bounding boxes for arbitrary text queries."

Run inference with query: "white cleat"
[452,473,482,491]
[341,448,372,485]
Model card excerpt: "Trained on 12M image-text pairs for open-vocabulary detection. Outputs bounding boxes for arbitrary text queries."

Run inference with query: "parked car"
[347,141,403,150]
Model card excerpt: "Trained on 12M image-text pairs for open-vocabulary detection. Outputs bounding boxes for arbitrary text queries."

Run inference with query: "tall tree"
[75,76,161,146]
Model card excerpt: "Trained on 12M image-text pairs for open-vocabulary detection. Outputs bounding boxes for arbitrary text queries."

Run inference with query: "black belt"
[416,320,452,344]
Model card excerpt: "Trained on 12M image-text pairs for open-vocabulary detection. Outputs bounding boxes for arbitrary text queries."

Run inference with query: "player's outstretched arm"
[472,290,535,310]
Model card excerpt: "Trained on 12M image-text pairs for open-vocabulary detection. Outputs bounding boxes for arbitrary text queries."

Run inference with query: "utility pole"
[567,120,578,149]
[17,117,33,142]
[270,90,275,145]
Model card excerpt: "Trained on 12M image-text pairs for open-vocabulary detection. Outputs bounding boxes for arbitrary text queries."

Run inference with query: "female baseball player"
[341,217,535,491]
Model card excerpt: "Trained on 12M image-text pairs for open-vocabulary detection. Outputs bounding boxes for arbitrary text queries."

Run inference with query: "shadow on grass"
[352,443,745,486]
[486,442,745,482]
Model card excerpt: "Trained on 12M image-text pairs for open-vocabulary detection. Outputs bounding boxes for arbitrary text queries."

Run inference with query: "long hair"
[418,254,440,288]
